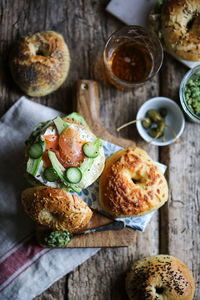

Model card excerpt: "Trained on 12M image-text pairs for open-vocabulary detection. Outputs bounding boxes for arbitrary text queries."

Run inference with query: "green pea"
[185,73,200,117]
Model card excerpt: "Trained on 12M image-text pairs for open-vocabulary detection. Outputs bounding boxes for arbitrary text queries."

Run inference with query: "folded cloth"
[0,97,166,299]
[106,0,199,69]
[0,98,99,300]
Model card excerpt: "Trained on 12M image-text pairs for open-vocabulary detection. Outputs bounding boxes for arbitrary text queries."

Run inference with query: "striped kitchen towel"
[0,98,99,300]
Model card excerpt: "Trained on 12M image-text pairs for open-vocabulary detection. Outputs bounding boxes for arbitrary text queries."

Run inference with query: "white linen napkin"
[0,97,99,300]
[106,0,199,69]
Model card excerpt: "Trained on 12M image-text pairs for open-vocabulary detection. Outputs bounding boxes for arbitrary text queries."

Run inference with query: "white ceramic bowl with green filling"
[25,113,105,193]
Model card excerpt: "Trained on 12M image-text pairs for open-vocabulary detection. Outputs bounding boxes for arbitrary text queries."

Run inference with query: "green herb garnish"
[185,74,200,117]
[45,231,73,247]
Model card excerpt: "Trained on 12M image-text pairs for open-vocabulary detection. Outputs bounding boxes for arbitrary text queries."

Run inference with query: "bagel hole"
[131,178,144,184]
[35,47,47,56]
[155,287,164,294]
[36,50,45,56]
[40,209,65,223]
[35,44,49,57]
[186,17,196,32]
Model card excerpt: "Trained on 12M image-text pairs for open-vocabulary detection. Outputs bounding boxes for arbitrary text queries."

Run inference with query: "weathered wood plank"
[160,54,200,298]
[4,0,200,299]
[34,277,67,300]
[65,0,160,298]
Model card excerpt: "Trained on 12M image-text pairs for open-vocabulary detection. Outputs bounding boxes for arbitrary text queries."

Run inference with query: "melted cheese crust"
[99,147,168,218]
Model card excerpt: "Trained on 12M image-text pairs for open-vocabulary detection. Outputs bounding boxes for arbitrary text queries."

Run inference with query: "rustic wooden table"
[0,1,199,299]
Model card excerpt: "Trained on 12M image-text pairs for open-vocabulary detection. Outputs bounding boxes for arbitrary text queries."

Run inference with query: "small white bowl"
[136,97,185,146]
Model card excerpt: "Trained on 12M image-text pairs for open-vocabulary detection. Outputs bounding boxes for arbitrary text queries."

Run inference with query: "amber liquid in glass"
[110,41,153,83]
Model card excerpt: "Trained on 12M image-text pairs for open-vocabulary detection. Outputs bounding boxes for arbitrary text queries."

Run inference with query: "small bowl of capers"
[135,97,185,146]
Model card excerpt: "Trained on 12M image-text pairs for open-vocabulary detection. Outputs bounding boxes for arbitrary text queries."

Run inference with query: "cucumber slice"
[82,138,103,158]
[26,140,46,176]
[65,167,82,184]
[48,150,82,193]
[28,143,43,159]
[44,167,58,182]
[54,116,69,135]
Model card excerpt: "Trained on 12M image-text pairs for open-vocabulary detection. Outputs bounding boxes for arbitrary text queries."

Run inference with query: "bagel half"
[9,31,70,96]
[148,0,200,61]
[21,186,93,233]
[26,115,105,192]
[99,147,168,218]
[126,255,195,300]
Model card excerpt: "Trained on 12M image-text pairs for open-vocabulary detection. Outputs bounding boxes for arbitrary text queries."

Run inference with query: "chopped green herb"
[185,74,200,117]
[45,231,72,247]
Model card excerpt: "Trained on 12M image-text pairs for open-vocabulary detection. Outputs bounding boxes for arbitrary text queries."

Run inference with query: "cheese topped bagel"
[25,113,105,193]
[99,147,168,218]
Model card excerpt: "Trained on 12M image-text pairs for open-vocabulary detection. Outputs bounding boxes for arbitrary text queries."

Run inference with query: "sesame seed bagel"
[9,31,70,96]
[99,147,168,218]
[126,255,195,300]
[21,186,92,233]
[148,0,200,61]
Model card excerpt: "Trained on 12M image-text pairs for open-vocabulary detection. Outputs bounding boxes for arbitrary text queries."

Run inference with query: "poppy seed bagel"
[126,255,195,300]
[9,31,70,96]
[148,0,200,61]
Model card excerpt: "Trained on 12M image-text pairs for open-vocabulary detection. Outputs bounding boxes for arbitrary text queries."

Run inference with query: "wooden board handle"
[75,80,135,148]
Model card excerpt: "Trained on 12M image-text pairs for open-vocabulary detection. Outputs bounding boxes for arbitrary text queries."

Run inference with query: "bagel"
[148,0,200,61]
[126,255,195,300]
[99,147,168,218]
[25,114,105,192]
[9,31,70,96]
[21,186,93,233]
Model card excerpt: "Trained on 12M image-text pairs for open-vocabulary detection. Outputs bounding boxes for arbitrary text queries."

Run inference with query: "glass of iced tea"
[103,26,163,89]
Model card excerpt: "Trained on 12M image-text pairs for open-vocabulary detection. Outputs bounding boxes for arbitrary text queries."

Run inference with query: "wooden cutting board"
[37,80,137,248]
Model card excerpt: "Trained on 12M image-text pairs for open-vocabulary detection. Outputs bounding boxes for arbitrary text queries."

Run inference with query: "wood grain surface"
[0,0,199,299]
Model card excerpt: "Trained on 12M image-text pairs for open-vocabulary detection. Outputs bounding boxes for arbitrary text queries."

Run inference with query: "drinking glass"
[103,25,163,89]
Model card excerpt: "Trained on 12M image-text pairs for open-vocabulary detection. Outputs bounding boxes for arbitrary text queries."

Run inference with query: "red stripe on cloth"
[0,248,51,294]
[0,231,34,260]
[0,236,44,286]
